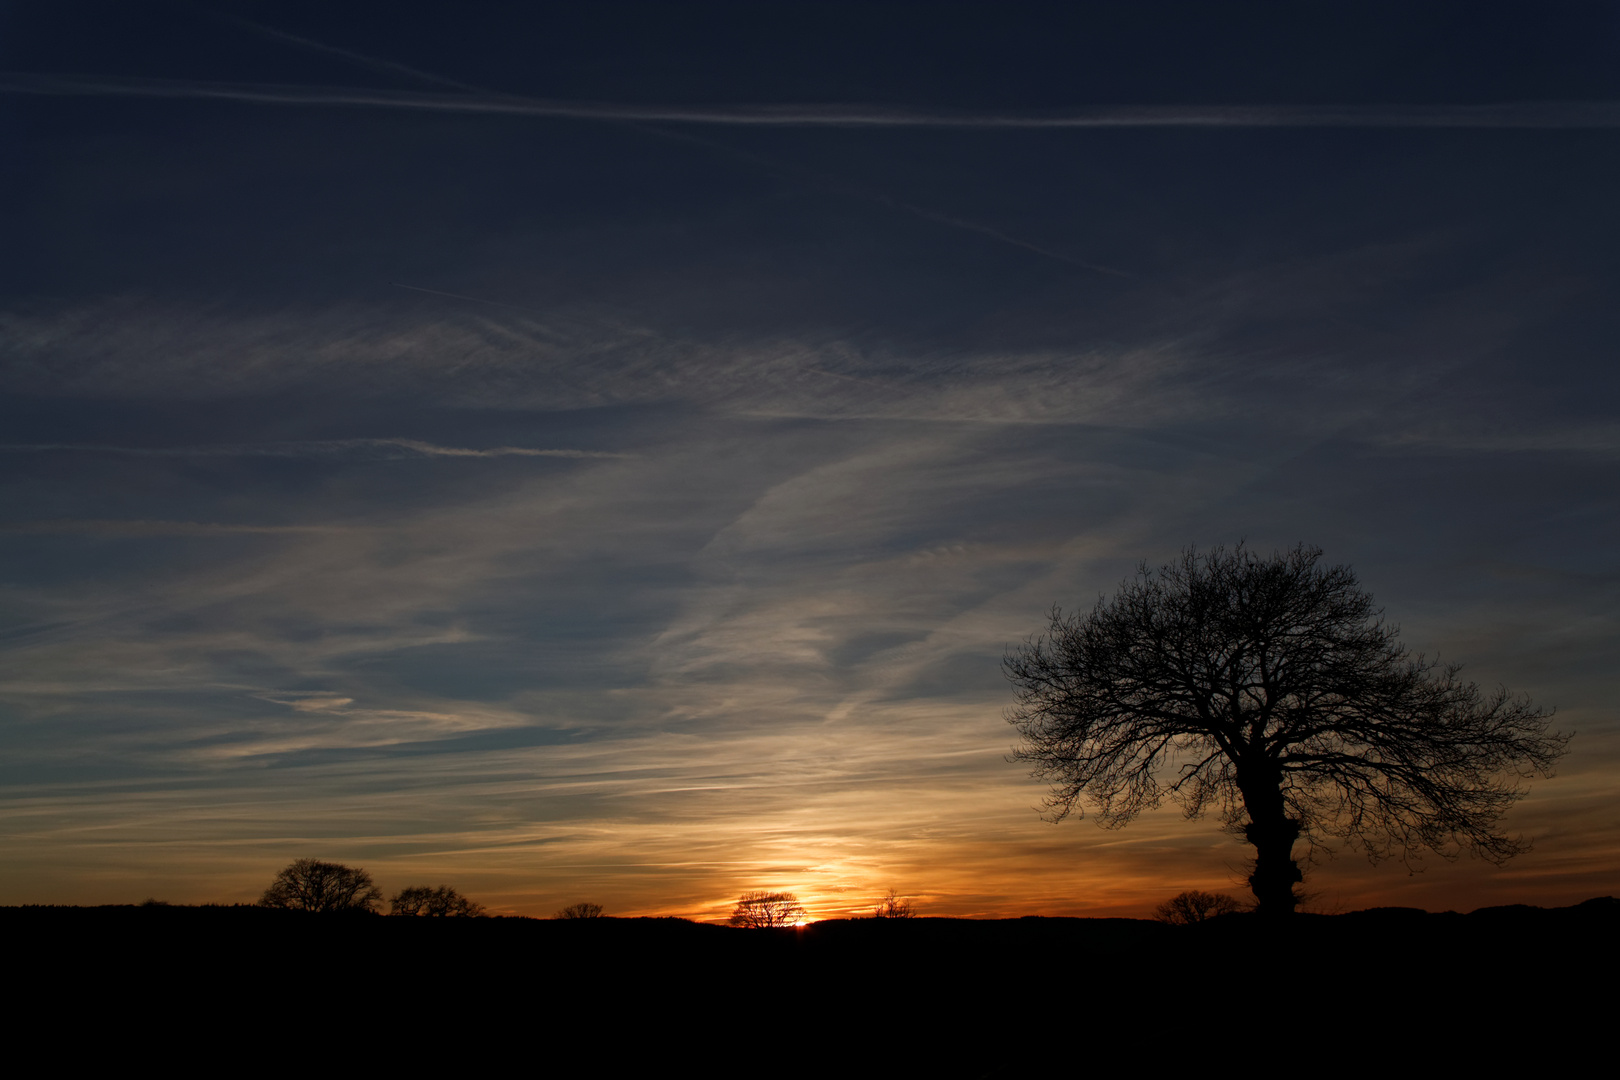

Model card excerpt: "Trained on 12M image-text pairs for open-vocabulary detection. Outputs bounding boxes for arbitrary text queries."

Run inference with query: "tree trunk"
[1244,815,1302,916]
[1238,770,1303,915]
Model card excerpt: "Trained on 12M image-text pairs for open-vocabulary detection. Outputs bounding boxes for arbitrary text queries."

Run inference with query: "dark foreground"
[12,900,1614,1073]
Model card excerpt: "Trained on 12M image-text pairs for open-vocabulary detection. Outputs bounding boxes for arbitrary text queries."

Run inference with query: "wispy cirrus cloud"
[0,519,348,535]
[0,438,632,460]
[1369,425,1620,457]
[6,74,1620,128]
[0,297,1202,423]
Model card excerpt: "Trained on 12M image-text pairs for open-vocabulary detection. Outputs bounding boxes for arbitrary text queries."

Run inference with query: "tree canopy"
[729,891,806,928]
[260,859,383,913]
[390,885,484,917]
[1004,544,1568,914]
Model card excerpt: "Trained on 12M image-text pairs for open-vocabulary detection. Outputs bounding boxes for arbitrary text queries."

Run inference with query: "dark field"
[11,900,1614,1073]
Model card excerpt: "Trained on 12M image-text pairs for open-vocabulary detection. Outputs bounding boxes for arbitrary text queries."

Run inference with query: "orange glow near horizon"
[1,722,1610,919]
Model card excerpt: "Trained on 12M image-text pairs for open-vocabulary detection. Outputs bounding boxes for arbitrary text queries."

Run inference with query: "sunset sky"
[2,2,1617,920]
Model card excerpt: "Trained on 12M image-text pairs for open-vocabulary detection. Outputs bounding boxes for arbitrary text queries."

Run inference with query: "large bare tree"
[1004,544,1568,915]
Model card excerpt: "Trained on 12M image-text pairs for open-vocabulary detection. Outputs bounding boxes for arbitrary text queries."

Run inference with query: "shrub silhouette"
[873,888,916,918]
[555,902,605,919]
[1154,890,1244,924]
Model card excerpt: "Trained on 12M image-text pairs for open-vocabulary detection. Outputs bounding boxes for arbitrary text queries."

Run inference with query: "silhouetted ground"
[9,900,1613,1073]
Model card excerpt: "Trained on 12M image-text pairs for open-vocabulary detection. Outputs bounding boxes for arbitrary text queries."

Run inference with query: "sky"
[1,1,1617,920]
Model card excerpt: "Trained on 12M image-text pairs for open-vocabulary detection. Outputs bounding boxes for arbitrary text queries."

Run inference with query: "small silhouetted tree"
[260,858,383,913]
[873,888,916,918]
[730,891,806,928]
[555,902,605,919]
[1005,544,1568,917]
[390,885,485,917]
[1155,890,1244,924]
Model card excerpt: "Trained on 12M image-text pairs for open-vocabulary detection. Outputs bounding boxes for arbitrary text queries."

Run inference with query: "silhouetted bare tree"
[729,891,806,928]
[1005,544,1568,916]
[260,859,383,913]
[390,885,485,917]
[1154,890,1244,924]
[554,902,605,919]
[873,888,916,918]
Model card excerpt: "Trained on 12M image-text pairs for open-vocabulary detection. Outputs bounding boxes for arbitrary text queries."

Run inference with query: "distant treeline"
[7,896,1616,953]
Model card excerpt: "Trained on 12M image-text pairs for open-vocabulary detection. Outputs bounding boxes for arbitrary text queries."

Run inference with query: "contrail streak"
[0,439,634,459]
[215,13,483,93]
[887,200,1132,276]
[6,74,1620,128]
[390,282,557,315]
[205,21,1132,274]
[0,519,345,535]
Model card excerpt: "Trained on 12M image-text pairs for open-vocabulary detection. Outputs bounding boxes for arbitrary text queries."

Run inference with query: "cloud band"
[6,74,1620,129]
